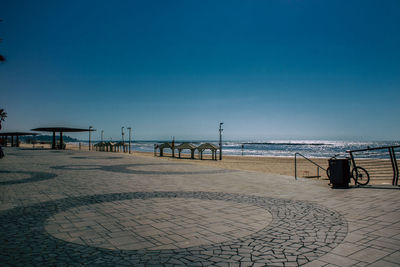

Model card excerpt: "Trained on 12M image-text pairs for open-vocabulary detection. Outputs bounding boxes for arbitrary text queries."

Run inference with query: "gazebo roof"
[175,143,197,150]
[197,143,219,150]
[0,132,38,136]
[159,142,173,149]
[94,141,106,146]
[115,141,128,146]
[31,127,96,132]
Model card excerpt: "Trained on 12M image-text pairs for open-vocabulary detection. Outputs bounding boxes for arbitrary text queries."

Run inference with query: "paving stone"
[381,251,400,265]
[329,242,367,257]
[319,253,359,267]
[1,148,399,266]
[367,260,400,267]
[348,247,391,263]
[302,259,328,267]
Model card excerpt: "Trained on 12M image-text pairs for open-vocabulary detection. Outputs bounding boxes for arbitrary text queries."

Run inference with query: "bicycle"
[326,154,370,186]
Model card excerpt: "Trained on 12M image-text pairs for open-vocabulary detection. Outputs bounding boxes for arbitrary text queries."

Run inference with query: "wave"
[69,140,400,158]
[242,142,332,146]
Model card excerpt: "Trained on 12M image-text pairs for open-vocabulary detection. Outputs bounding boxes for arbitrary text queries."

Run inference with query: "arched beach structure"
[105,142,116,152]
[155,142,174,157]
[197,143,219,160]
[94,141,106,151]
[155,142,220,160]
[175,143,197,159]
[94,141,115,152]
[114,141,129,153]
[95,141,129,152]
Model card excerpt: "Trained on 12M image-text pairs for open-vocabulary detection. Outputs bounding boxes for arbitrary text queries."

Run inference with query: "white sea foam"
[72,140,400,159]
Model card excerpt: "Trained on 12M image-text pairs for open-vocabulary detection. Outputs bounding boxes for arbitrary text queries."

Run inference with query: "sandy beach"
[17,143,395,184]
[31,143,329,179]
[140,151,329,178]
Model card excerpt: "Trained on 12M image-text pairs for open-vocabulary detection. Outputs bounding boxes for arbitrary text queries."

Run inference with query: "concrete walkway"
[0,148,399,266]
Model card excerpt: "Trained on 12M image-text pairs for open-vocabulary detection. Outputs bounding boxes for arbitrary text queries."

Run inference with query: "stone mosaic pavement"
[0,148,399,266]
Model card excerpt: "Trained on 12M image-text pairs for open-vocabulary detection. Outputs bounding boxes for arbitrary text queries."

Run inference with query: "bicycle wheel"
[352,167,370,185]
[326,167,331,179]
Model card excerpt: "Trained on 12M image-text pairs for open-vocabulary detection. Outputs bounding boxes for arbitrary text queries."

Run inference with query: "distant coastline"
[21,135,79,143]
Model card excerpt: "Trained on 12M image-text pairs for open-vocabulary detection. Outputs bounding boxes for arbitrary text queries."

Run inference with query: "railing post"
[389,147,399,186]
[317,167,319,178]
[294,152,327,180]
[295,153,297,180]
[393,148,399,186]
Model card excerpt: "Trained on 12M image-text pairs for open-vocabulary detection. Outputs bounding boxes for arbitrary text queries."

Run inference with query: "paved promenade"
[0,148,399,266]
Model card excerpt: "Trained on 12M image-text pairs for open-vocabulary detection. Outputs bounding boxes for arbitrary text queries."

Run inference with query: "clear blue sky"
[1,0,399,141]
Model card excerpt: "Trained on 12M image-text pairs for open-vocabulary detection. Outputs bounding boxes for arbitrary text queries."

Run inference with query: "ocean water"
[73,140,400,159]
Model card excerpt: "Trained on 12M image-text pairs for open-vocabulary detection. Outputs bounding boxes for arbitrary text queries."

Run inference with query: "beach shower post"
[219,122,224,160]
[127,127,132,154]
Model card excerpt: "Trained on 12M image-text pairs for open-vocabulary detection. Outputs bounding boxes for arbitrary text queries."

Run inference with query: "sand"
[62,143,330,179]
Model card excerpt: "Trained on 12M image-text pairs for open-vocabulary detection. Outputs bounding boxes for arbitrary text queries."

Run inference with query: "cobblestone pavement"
[0,148,399,266]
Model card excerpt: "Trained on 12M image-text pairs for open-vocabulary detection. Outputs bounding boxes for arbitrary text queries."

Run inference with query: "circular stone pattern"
[0,170,57,185]
[46,198,272,250]
[0,192,347,266]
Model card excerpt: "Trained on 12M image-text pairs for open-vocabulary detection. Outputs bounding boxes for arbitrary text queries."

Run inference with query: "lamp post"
[89,126,93,151]
[127,127,132,154]
[219,122,223,160]
[121,126,125,152]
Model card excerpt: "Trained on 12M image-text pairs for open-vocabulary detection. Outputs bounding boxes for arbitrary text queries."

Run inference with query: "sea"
[72,140,400,159]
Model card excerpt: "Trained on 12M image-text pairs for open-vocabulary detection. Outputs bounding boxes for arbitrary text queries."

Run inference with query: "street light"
[89,126,93,151]
[219,122,224,160]
[127,127,132,154]
[121,126,125,152]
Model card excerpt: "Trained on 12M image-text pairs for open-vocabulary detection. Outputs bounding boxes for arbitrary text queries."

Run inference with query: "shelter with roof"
[94,141,117,152]
[175,143,197,159]
[0,132,38,147]
[154,142,220,160]
[197,143,219,160]
[114,141,129,153]
[31,127,95,149]
[94,141,107,151]
[155,142,175,157]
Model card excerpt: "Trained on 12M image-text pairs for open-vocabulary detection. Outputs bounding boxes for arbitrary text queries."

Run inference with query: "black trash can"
[328,159,350,188]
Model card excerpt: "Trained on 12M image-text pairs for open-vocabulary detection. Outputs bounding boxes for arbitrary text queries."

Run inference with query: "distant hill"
[21,135,79,143]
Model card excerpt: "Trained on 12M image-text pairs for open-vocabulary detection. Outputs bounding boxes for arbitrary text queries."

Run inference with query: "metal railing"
[294,152,327,180]
[347,145,400,186]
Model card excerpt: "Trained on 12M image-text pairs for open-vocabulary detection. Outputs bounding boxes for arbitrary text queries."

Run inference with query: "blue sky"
[1,0,399,141]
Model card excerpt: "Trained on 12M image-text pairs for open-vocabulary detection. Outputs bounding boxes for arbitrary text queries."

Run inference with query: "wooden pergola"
[114,141,129,153]
[154,142,220,160]
[0,132,38,147]
[155,142,174,157]
[175,143,197,159]
[197,143,219,160]
[94,141,117,152]
[31,127,96,149]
